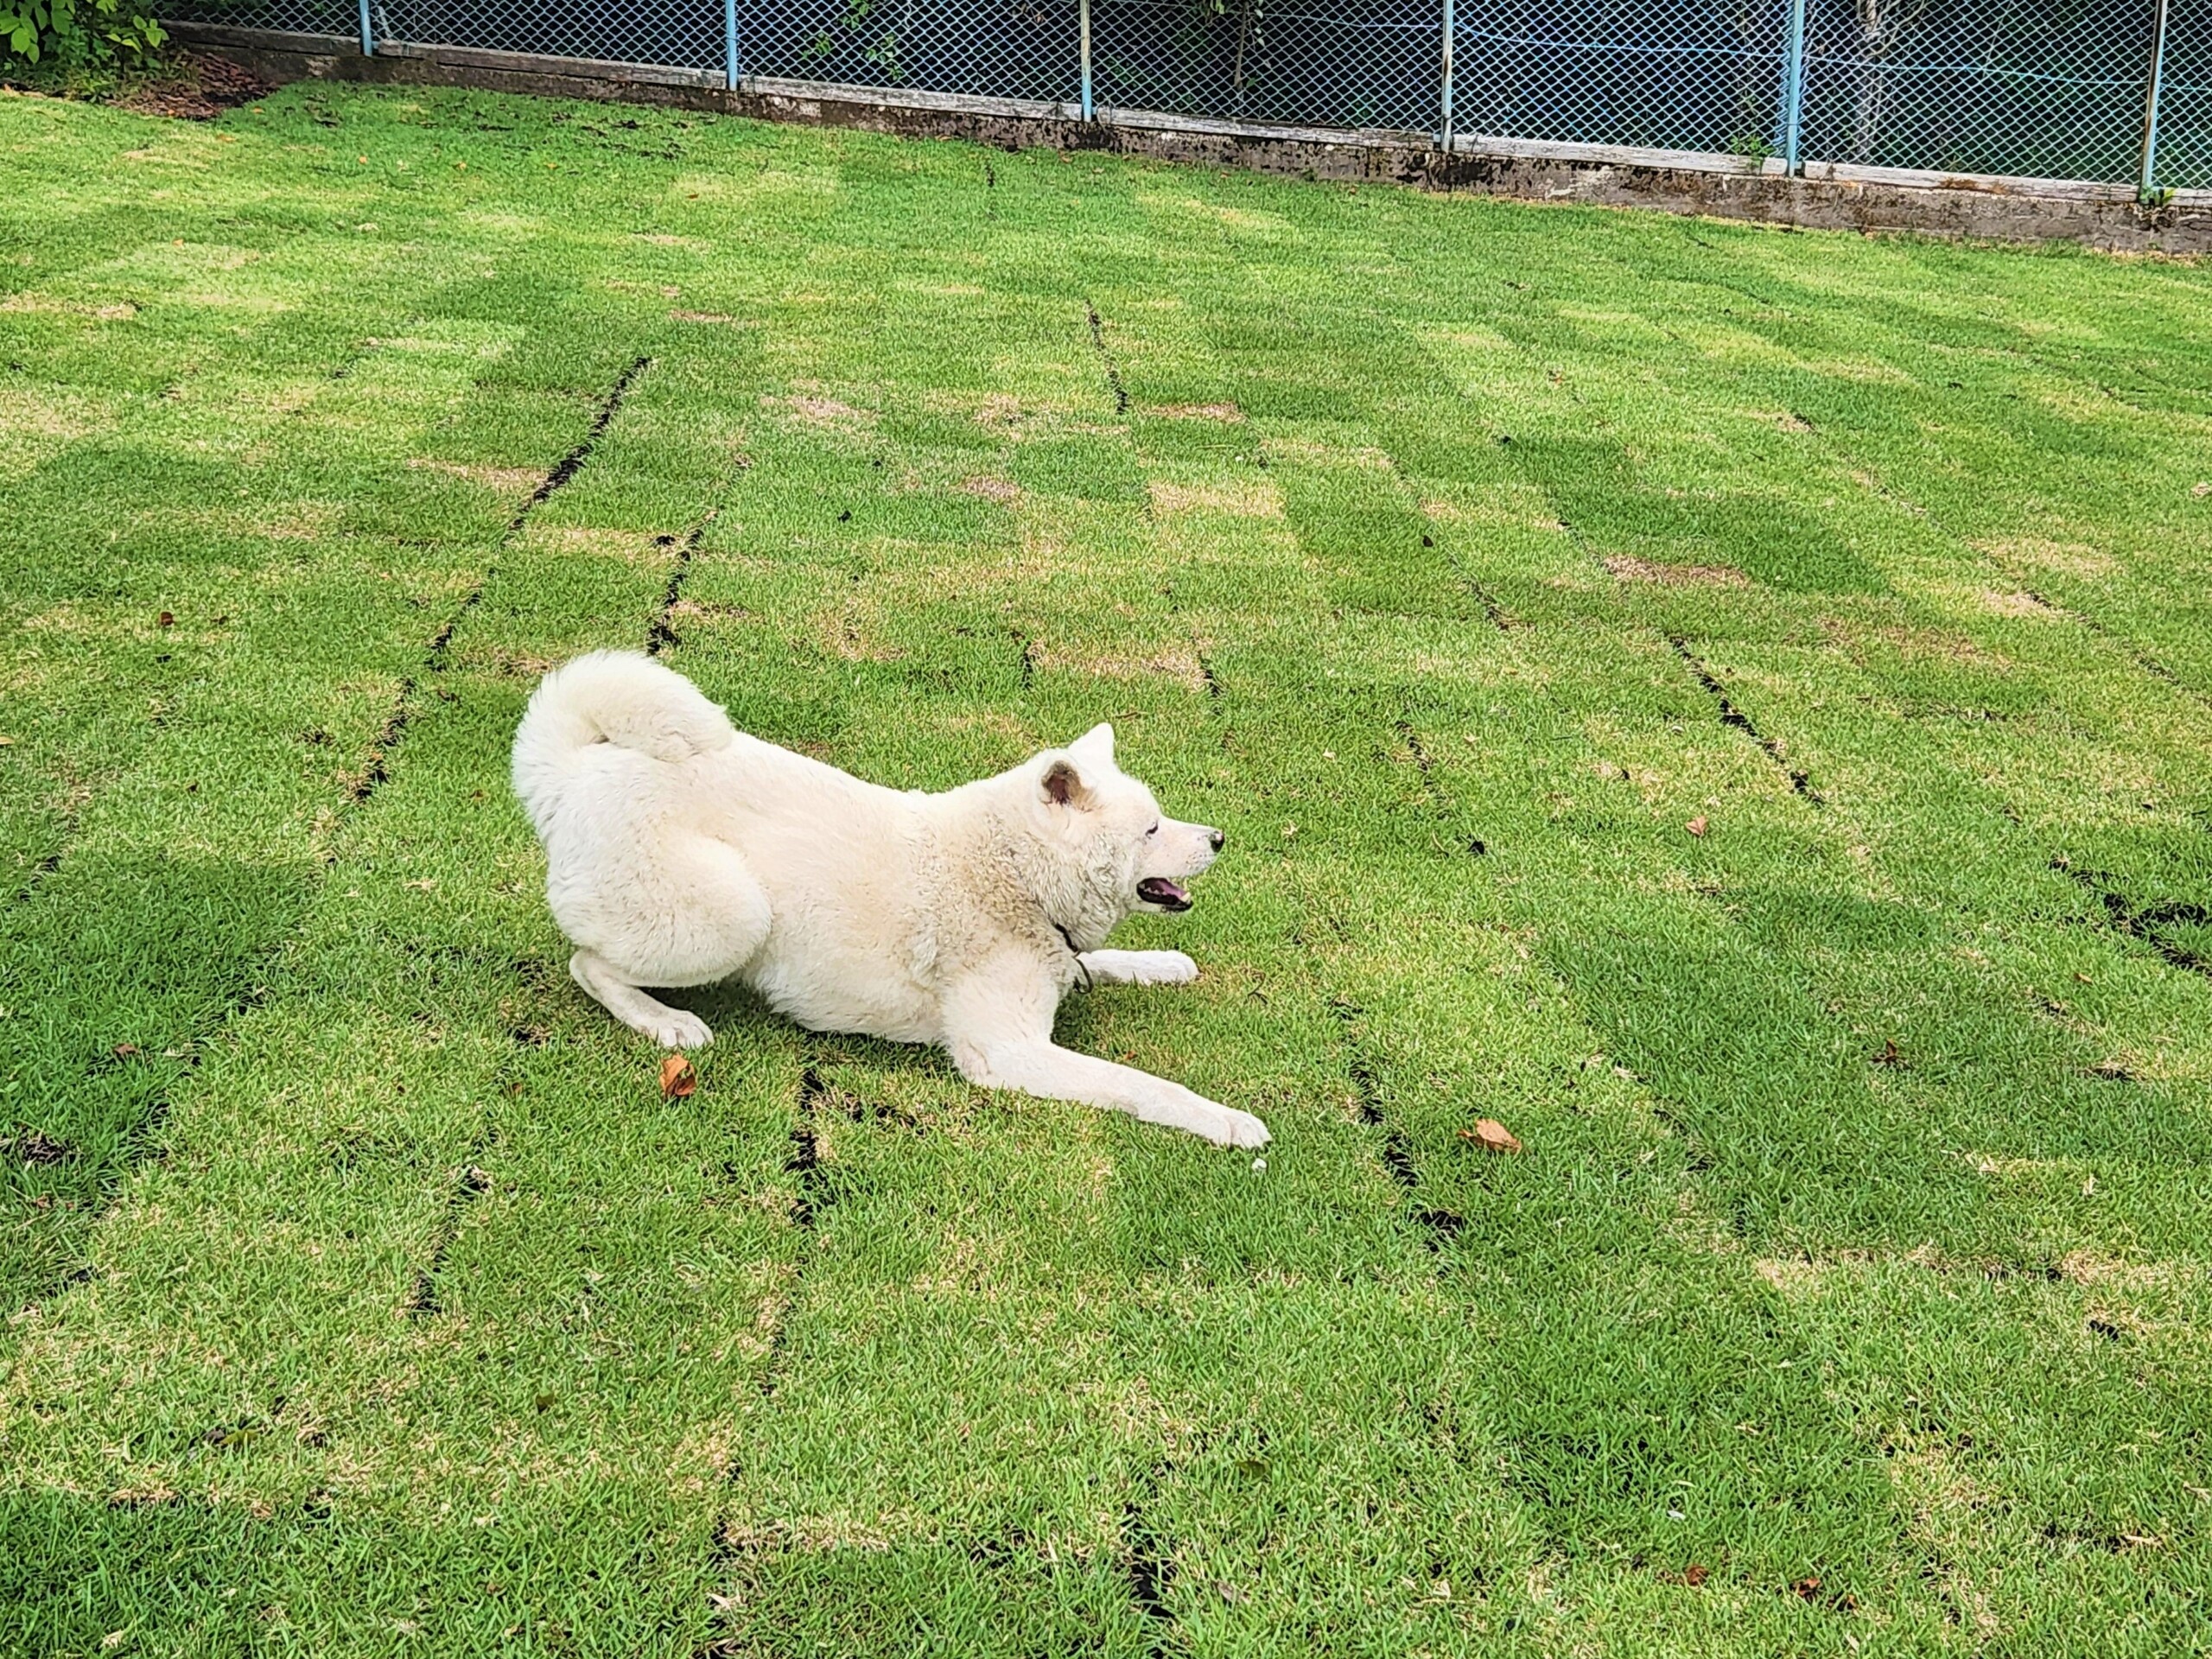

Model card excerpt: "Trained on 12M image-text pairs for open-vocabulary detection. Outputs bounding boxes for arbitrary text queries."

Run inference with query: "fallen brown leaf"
[659,1054,697,1098]
[1461,1117,1522,1154]
[1873,1039,1902,1066]
[1790,1575,1821,1601]
[1683,1562,1709,1587]
[112,1043,138,1058]
[157,611,175,628]
[1686,815,1709,837]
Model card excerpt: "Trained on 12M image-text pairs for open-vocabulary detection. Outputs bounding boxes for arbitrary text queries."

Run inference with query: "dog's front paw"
[1216,1107,1271,1149]
[1135,950,1199,986]
[648,1009,715,1051]
[1183,1102,1270,1147]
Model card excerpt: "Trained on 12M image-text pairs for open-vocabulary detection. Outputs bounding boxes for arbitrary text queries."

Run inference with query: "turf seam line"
[6,778,86,909]
[507,353,654,534]
[21,959,286,1311]
[756,1058,832,1401]
[2021,589,2211,711]
[1196,646,1224,704]
[1084,301,1129,416]
[783,1062,830,1231]
[1384,449,1514,632]
[1011,627,1037,691]
[8,843,67,909]
[1325,997,1465,1249]
[2054,861,2212,983]
[401,1160,492,1317]
[1441,549,1512,631]
[1394,717,1433,778]
[1667,636,1824,804]
[346,354,655,806]
[645,509,715,658]
[1120,1464,1177,1648]
[346,677,415,804]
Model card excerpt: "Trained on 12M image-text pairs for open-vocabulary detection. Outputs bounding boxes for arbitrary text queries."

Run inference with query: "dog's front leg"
[1075,949,1198,988]
[943,966,1268,1147]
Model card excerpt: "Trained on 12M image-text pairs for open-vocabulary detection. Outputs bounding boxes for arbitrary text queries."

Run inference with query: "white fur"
[511,652,1268,1147]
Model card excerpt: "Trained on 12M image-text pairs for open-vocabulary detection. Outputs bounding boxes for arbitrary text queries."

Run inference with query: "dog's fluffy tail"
[512,651,735,812]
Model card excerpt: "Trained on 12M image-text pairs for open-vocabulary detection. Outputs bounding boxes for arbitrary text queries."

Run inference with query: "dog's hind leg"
[570,951,718,1050]
[553,834,771,1051]
[1076,950,1198,987]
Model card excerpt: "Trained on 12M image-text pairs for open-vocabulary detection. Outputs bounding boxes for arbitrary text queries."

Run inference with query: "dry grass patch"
[963,474,1022,505]
[0,293,137,321]
[407,457,546,496]
[1972,536,2115,579]
[1032,638,1206,693]
[1979,589,2060,617]
[1149,477,1284,518]
[1603,555,1751,587]
[764,390,875,431]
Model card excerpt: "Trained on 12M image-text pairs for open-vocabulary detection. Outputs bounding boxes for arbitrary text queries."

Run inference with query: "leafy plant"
[802,0,902,81]
[0,0,166,69]
[1730,130,1777,171]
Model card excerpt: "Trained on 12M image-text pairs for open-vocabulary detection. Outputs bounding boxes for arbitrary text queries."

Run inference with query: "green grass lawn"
[3,77,2211,1657]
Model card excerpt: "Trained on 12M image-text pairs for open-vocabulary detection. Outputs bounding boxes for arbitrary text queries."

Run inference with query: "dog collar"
[1052,921,1092,992]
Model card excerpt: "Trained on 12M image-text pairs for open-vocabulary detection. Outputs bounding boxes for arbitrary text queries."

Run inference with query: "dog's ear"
[1068,722,1115,767]
[1040,758,1096,810]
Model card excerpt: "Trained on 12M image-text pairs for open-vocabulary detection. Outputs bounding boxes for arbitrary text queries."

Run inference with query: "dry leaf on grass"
[659,1054,697,1097]
[1686,815,1709,837]
[1460,1118,1522,1154]
[1683,1563,1710,1587]
[157,611,175,628]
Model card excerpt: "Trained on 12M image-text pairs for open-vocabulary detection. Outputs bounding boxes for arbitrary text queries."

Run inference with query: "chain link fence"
[166,0,2202,194]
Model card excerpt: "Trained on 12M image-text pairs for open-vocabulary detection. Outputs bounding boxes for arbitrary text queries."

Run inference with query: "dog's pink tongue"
[1138,878,1189,906]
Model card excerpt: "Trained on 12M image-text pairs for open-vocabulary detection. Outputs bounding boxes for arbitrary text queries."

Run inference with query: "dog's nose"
[1210,829,1225,851]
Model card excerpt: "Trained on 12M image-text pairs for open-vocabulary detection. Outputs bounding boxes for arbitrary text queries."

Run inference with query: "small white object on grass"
[1251,1156,1267,1174]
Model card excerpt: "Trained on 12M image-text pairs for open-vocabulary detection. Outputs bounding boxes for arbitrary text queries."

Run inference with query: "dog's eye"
[1146,823,1160,837]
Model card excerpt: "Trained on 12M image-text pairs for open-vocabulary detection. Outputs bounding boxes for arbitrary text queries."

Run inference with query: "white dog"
[511,652,1268,1147]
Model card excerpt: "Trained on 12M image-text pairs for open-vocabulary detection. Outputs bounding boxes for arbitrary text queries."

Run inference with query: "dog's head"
[1030,724,1222,926]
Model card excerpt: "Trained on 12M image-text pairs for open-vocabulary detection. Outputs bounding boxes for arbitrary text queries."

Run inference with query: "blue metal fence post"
[2140,0,2171,200]
[1781,0,1807,174]
[724,0,740,91]
[1079,0,1095,119]
[358,0,373,55]
[1439,0,1455,149]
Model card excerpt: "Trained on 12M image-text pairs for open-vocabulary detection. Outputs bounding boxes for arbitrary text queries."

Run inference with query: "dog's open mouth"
[1136,877,1192,912]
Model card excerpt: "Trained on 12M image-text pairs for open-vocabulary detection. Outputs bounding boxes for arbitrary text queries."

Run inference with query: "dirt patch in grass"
[766,391,874,431]
[115,52,271,121]
[407,457,547,496]
[0,387,104,442]
[1980,589,2059,617]
[0,295,137,322]
[1033,639,1205,691]
[1974,536,2114,579]
[1605,555,1750,588]
[1149,478,1283,518]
